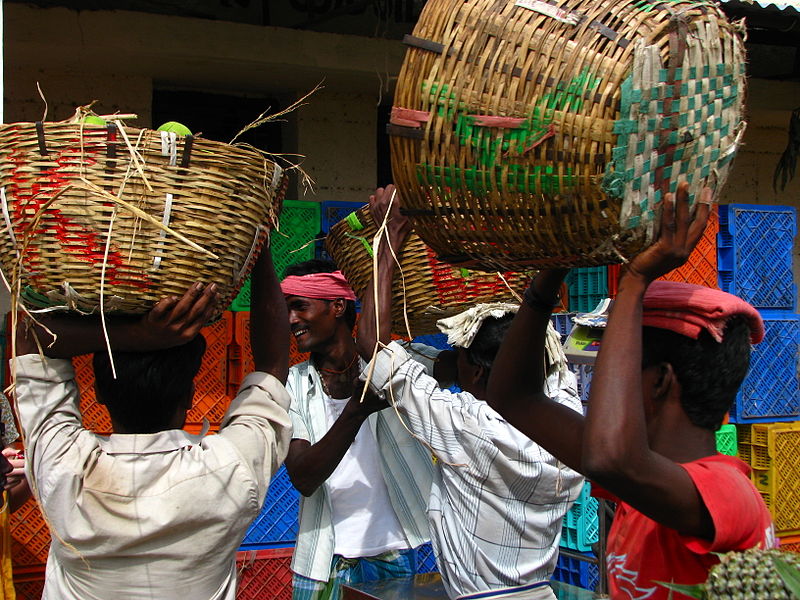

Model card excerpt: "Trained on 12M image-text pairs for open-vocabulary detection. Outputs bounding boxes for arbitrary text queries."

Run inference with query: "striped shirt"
[363,342,584,600]
[287,360,434,582]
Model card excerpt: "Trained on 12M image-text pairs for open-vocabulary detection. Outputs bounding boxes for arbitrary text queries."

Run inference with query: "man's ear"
[330,298,347,319]
[653,362,677,400]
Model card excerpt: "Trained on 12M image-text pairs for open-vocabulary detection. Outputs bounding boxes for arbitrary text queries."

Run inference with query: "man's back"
[16,355,291,600]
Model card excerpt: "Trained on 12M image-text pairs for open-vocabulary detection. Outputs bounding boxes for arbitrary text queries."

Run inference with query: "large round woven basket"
[326,206,530,335]
[390,0,746,270]
[0,115,286,317]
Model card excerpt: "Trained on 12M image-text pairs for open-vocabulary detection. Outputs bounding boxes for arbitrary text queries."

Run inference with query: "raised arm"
[582,182,713,536]
[15,283,219,358]
[355,184,410,361]
[250,242,289,382]
[485,269,585,471]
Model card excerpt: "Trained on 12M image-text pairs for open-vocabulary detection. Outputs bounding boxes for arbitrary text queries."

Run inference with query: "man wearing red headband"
[488,182,774,599]
[280,260,433,600]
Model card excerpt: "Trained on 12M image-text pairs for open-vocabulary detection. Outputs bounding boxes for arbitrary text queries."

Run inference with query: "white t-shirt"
[324,394,410,558]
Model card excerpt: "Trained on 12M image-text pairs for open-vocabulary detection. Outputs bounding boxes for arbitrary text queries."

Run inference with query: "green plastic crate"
[716,423,737,456]
[229,200,321,311]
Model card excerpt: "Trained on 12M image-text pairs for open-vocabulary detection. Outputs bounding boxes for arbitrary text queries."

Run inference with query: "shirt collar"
[97,421,209,455]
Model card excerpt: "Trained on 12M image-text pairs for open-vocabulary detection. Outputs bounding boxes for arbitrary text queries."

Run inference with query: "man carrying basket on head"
[355,185,584,600]
[280,260,434,600]
[12,245,292,600]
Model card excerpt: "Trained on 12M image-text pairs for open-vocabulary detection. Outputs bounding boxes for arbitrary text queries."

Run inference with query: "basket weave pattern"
[0,120,286,315]
[326,206,529,335]
[390,0,745,270]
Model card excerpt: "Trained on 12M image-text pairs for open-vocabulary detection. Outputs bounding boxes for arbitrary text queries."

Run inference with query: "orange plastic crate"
[235,547,293,600]
[779,535,800,553]
[9,497,50,568]
[13,564,46,600]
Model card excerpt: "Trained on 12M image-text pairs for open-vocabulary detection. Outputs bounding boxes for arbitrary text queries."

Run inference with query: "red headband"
[642,281,764,344]
[281,270,357,301]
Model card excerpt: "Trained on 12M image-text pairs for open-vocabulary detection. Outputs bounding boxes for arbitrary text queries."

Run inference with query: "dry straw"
[0,107,288,317]
[390,0,746,270]
[326,203,529,336]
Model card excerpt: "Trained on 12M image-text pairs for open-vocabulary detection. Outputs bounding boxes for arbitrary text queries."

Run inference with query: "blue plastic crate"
[561,482,599,552]
[552,551,599,591]
[729,311,800,424]
[321,201,365,233]
[568,364,593,408]
[565,268,608,313]
[550,313,576,341]
[412,333,451,351]
[415,542,438,574]
[718,204,797,310]
[241,465,300,548]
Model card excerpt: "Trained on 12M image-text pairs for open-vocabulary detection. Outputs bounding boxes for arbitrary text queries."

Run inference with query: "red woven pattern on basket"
[426,247,524,306]
[235,548,293,600]
[7,138,150,290]
[657,207,719,288]
[9,497,51,568]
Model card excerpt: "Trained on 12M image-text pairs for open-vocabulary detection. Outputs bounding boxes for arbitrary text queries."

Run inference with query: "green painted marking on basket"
[459,268,470,279]
[417,162,577,194]
[344,232,374,258]
[538,68,602,113]
[345,211,364,231]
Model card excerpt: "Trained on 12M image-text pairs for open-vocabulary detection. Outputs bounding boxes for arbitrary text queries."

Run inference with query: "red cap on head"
[280,270,357,301]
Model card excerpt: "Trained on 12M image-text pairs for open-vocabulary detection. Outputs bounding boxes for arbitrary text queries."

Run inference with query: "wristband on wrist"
[523,283,562,312]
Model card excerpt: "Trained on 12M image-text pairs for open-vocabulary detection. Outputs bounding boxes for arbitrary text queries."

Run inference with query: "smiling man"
[280,260,433,600]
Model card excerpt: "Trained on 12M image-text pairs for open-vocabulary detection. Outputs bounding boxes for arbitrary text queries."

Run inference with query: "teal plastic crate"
[229,200,321,311]
[716,423,737,456]
[566,267,608,313]
[560,482,598,552]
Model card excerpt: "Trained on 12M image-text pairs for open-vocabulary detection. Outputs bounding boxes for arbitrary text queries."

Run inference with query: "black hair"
[284,258,357,330]
[93,335,207,434]
[641,316,751,431]
[463,313,515,381]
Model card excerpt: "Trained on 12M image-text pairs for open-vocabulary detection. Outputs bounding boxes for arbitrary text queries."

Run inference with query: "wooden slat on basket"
[326,205,529,335]
[0,118,287,317]
[390,0,746,271]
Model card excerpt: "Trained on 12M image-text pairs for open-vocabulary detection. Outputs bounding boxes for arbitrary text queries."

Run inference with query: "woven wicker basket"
[390,0,746,270]
[0,115,286,316]
[325,205,530,335]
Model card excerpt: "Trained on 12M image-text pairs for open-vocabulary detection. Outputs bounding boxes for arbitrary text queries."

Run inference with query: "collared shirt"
[363,342,585,600]
[287,360,434,582]
[13,354,292,600]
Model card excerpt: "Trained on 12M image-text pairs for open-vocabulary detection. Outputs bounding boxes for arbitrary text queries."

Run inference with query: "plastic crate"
[779,535,800,553]
[229,200,321,311]
[321,200,365,233]
[729,312,800,423]
[561,482,599,552]
[718,204,797,310]
[235,547,293,600]
[241,466,300,548]
[550,313,576,341]
[739,422,800,535]
[13,565,46,600]
[551,551,599,591]
[568,364,593,408]
[659,206,720,289]
[412,333,451,351]
[415,542,438,574]
[565,268,608,313]
[715,423,737,457]
[9,497,50,568]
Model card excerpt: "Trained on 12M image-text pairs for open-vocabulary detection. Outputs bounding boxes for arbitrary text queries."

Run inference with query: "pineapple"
[661,548,800,599]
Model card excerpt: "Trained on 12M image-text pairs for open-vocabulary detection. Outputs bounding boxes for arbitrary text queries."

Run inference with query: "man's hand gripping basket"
[0,113,287,317]
[325,206,530,335]
[390,0,746,270]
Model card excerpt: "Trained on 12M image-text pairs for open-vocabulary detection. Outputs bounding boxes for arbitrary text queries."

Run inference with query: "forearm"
[356,247,394,360]
[582,272,651,479]
[250,245,289,382]
[284,411,368,496]
[17,315,144,358]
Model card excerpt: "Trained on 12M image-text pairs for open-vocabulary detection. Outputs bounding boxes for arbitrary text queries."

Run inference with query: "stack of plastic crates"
[718,204,799,552]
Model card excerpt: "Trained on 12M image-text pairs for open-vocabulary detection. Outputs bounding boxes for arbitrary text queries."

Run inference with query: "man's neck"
[311,332,358,371]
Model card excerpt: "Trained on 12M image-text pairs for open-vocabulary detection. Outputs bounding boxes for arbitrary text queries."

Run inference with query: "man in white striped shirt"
[356,185,584,600]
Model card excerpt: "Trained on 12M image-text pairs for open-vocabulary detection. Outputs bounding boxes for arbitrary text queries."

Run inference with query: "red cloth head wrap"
[280,270,357,301]
[642,281,764,344]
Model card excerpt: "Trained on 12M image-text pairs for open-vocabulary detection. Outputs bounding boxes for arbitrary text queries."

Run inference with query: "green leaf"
[773,555,800,599]
[655,581,706,599]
